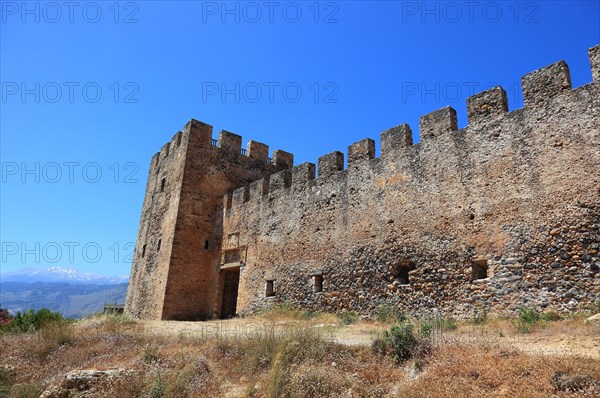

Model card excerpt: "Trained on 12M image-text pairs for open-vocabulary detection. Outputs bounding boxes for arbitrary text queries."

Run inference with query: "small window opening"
[141,244,146,258]
[471,258,488,281]
[157,239,162,252]
[204,240,209,250]
[313,274,323,293]
[265,280,275,297]
[393,260,416,285]
[160,178,166,192]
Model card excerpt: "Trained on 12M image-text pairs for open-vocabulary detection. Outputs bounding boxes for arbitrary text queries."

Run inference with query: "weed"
[150,377,167,398]
[420,321,433,338]
[142,342,161,363]
[371,335,389,356]
[286,365,347,398]
[587,298,600,314]
[300,310,323,320]
[540,310,562,322]
[472,309,488,325]
[339,311,359,325]
[515,307,544,333]
[442,316,458,331]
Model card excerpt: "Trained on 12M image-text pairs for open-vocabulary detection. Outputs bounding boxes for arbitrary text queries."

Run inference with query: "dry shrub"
[141,341,162,364]
[285,364,347,398]
[402,343,600,398]
[9,383,44,398]
[27,320,74,357]
[257,327,331,397]
[160,354,210,397]
[103,373,148,398]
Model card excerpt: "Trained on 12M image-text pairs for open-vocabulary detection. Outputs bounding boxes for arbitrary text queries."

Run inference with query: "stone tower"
[124,120,292,320]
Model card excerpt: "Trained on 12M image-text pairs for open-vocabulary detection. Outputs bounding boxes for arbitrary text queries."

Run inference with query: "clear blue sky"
[1,1,599,277]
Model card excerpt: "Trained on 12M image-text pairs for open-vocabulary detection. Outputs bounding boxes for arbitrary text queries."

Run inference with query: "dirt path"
[139,318,600,359]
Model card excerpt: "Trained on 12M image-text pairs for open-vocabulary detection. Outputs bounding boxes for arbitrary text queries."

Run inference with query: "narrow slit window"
[141,244,147,258]
[204,240,209,250]
[265,280,275,297]
[313,275,323,293]
[160,178,166,192]
[157,239,162,252]
[471,259,488,281]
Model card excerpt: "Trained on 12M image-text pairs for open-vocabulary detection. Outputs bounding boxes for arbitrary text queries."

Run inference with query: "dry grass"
[0,313,598,397]
[405,343,600,398]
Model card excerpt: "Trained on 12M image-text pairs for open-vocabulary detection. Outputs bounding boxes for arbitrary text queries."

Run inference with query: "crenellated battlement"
[223,45,600,214]
[149,118,294,173]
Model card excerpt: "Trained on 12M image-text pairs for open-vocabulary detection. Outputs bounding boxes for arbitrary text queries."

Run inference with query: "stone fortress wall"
[126,45,600,320]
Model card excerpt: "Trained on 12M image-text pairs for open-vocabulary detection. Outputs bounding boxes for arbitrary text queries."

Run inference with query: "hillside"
[0,310,598,397]
[0,282,128,318]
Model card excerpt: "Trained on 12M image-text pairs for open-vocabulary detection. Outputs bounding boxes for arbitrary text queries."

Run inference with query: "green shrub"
[375,305,406,324]
[338,311,359,325]
[516,307,543,333]
[384,323,419,362]
[419,321,433,338]
[5,308,65,333]
[442,316,458,331]
[150,377,167,398]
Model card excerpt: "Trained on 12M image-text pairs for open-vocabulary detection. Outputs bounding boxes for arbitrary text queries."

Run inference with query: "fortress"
[125,46,600,321]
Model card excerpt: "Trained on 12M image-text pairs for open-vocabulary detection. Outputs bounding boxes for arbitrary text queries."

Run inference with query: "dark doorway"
[221,270,240,319]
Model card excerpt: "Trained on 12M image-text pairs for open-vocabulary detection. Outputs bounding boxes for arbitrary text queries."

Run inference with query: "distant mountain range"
[0,267,129,318]
[1,266,129,285]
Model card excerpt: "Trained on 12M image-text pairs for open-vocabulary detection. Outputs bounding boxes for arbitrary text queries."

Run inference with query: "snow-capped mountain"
[0,267,129,285]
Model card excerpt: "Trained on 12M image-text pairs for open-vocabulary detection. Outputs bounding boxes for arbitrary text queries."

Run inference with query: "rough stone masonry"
[125,45,600,321]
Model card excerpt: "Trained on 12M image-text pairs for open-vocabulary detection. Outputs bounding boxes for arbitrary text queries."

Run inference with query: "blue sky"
[1,1,599,277]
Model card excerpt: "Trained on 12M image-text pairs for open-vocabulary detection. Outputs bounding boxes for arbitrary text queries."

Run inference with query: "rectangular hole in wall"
[471,258,488,281]
[205,240,209,250]
[313,274,323,293]
[394,260,416,285]
[157,239,162,252]
[160,178,166,192]
[265,280,275,297]
[141,244,146,258]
